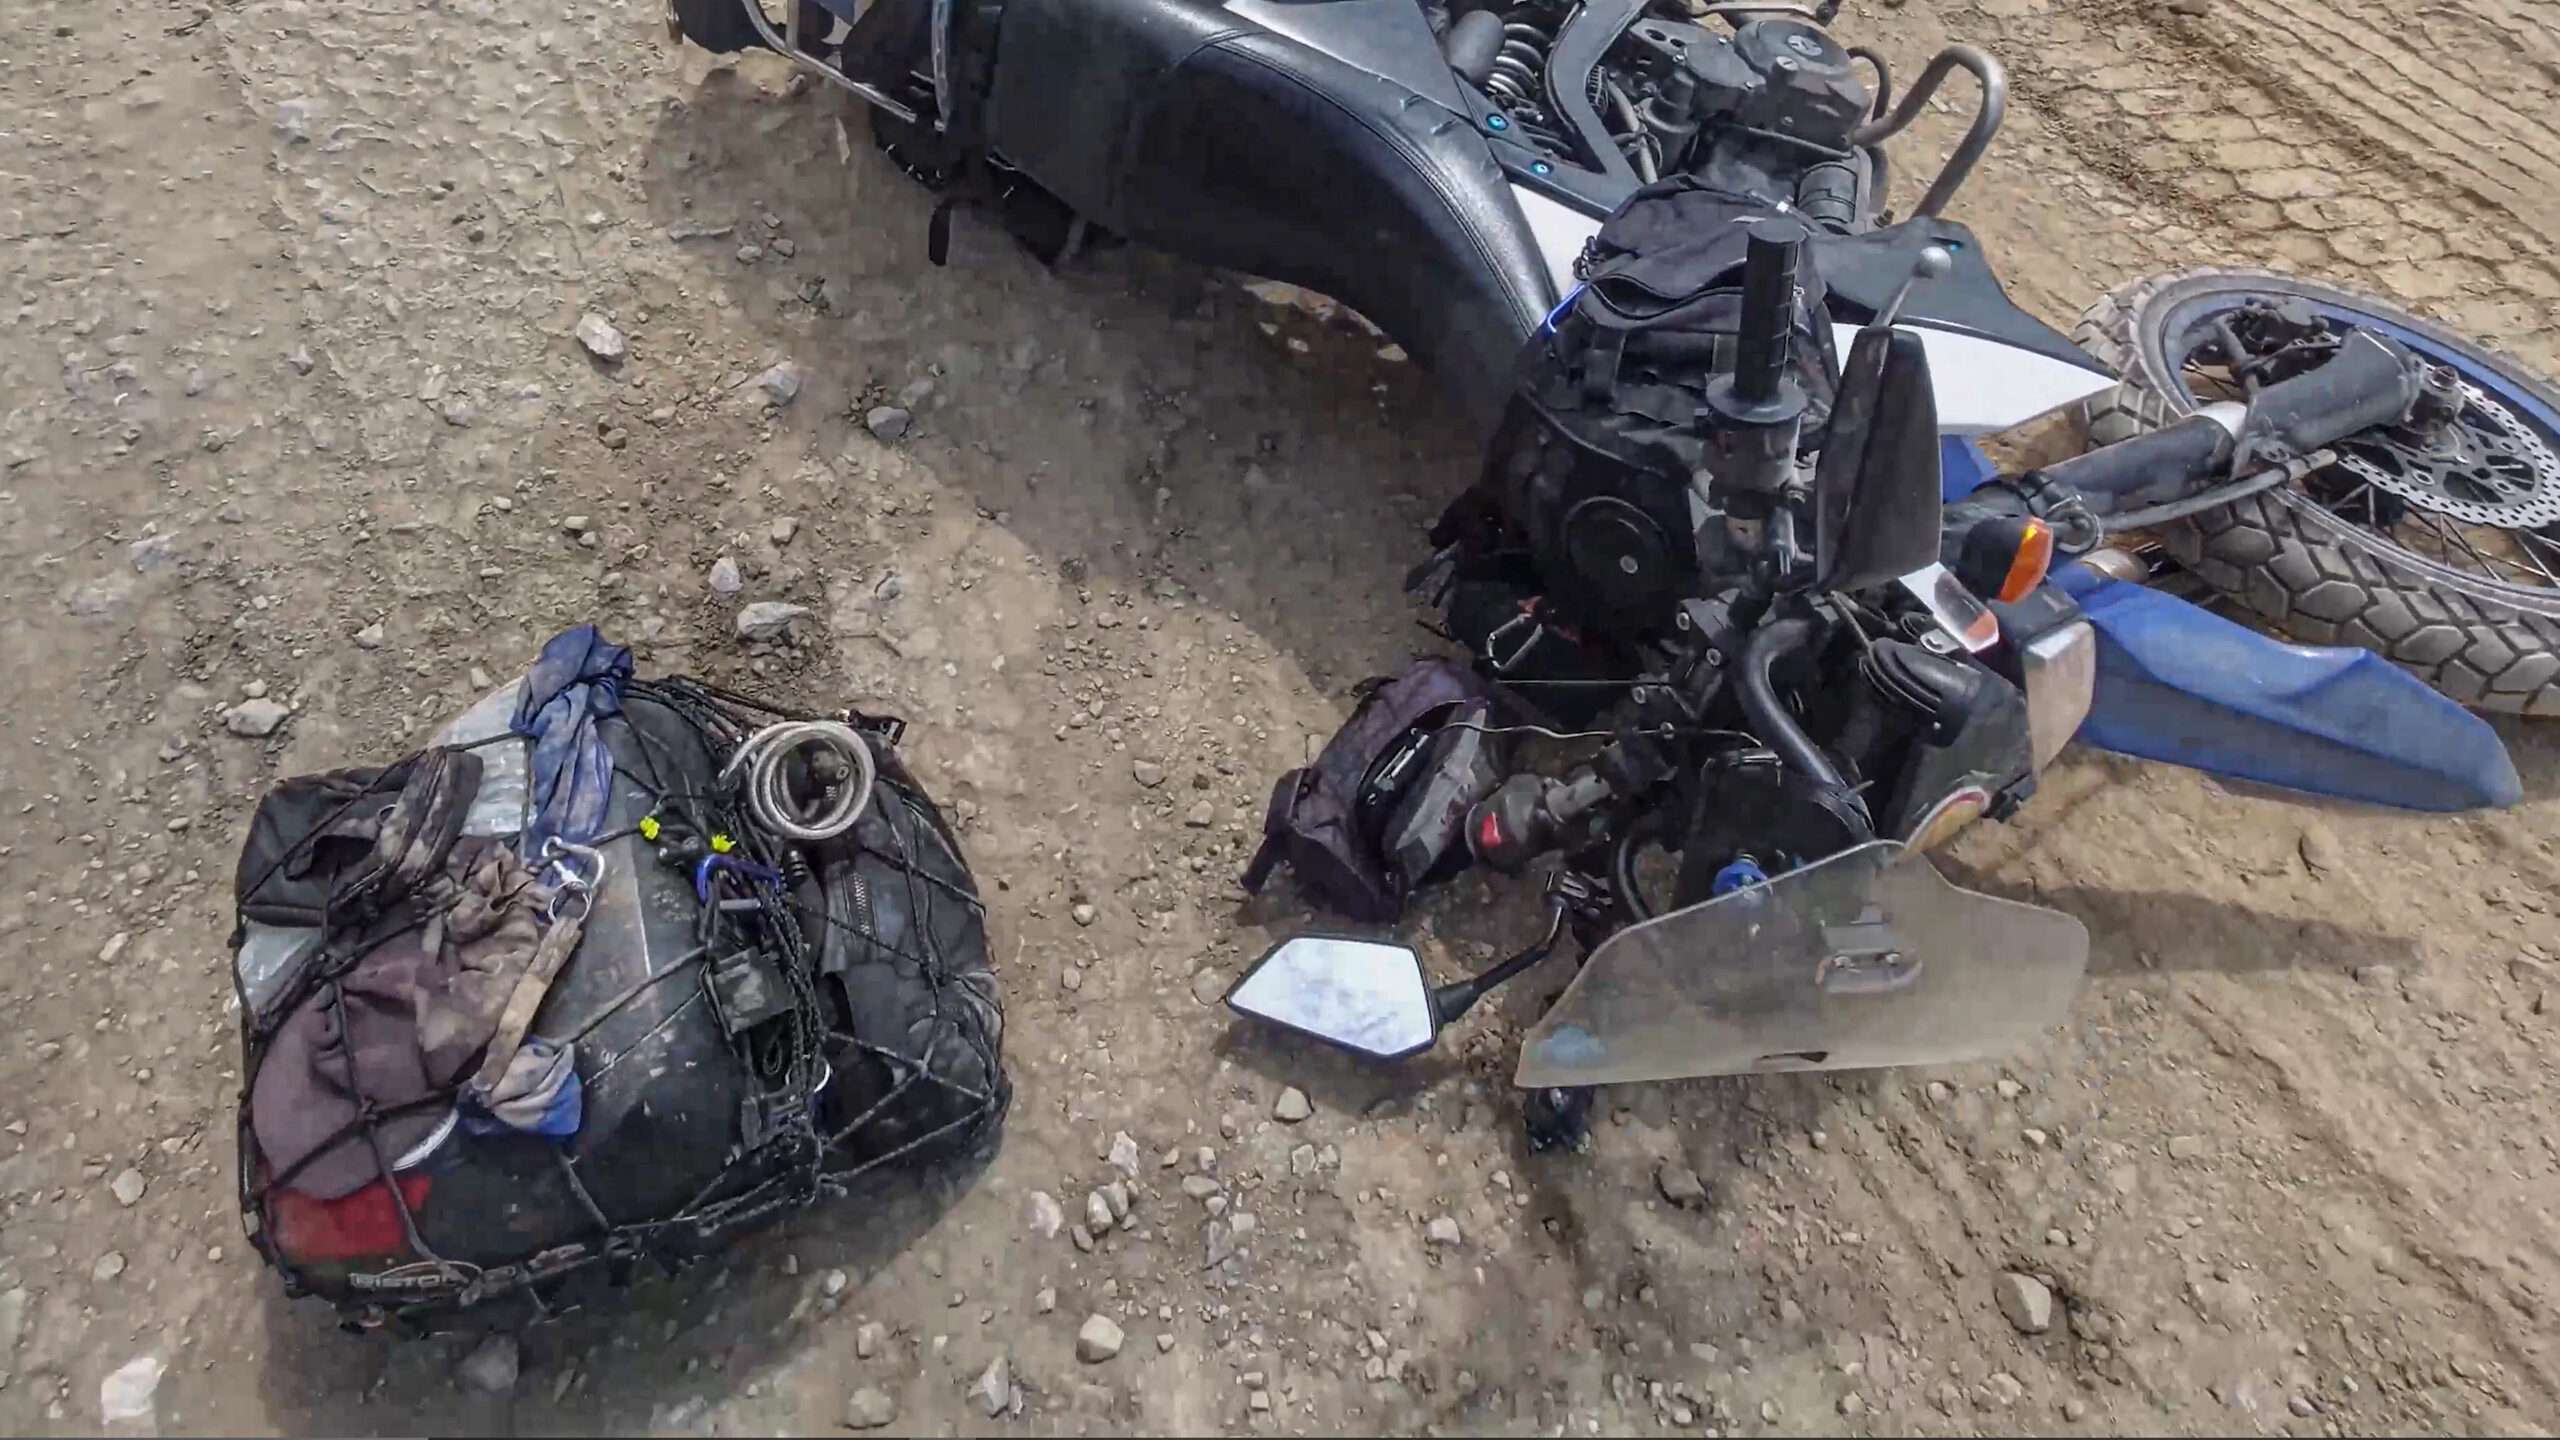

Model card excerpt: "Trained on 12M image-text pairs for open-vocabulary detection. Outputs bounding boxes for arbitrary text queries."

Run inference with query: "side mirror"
[1812,324,1944,593]
[1226,936,1438,1061]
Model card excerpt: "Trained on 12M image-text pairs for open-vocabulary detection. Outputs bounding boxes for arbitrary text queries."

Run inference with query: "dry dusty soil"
[1,0,2557,1431]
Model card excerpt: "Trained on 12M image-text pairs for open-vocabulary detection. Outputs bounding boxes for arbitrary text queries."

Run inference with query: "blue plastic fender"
[1942,436,2519,812]
[2053,563,2522,811]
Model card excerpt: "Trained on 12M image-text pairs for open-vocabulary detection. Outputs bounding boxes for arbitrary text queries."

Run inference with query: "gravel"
[458,1333,519,1394]
[2298,821,2344,876]
[1424,1216,1463,1248]
[735,601,811,642]
[224,698,291,737]
[1025,1191,1065,1239]
[109,1167,146,1207]
[866,405,913,441]
[969,1356,1010,1417]
[846,1386,898,1429]
[128,533,182,574]
[755,362,802,406]
[1273,1087,1312,1123]
[1076,1314,1126,1363]
[1132,760,1167,788]
[574,312,627,363]
[1996,1272,2055,1334]
[272,96,320,142]
[1108,1131,1141,1175]
[1085,1190,1115,1233]
[99,1353,165,1425]
[855,1322,885,1358]
[707,557,743,595]
[1655,1160,1707,1209]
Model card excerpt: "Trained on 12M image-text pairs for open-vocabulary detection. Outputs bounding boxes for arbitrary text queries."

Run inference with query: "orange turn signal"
[1956,515,2055,606]
[1996,518,2054,603]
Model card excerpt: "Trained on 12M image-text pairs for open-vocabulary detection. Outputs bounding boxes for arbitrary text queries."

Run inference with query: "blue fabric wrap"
[460,1036,584,1139]
[509,624,633,860]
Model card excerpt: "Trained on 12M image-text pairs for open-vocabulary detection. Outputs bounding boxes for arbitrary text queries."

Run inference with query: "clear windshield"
[1516,842,2088,1089]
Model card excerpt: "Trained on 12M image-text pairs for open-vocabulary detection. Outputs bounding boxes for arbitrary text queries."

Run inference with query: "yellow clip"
[709,832,735,854]
[638,815,662,842]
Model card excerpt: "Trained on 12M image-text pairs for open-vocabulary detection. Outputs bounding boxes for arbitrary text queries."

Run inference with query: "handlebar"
[1734,220,1807,406]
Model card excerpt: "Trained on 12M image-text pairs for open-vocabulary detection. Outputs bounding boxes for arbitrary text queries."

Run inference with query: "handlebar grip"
[2032,413,2237,509]
[1733,219,1808,406]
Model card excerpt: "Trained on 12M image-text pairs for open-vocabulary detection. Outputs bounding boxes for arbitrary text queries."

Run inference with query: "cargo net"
[233,676,1008,1325]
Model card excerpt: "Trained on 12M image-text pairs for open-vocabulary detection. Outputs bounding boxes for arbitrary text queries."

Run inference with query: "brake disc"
[2334,379,2560,530]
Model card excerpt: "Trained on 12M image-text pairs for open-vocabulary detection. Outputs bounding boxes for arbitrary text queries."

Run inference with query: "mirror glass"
[1227,937,1436,1060]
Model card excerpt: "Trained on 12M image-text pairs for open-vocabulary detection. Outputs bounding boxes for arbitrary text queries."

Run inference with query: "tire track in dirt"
[1963,0,2560,372]
[2167,983,2560,1416]
[2211,0,2560,237]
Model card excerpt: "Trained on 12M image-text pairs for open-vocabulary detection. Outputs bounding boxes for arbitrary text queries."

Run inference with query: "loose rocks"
[756,362,803,407]
[1077,1314,1126,1363]
[1655,1161,1707,1209]
[734,602,811,642]
[224,698,290,737]
[1025,1191,1065,1239]
[1997,1272,2055,1334]
[458,1334,520,1394]
[846,1386,898,1429]
[969,1356,1010,1417]
[574,313,627,363]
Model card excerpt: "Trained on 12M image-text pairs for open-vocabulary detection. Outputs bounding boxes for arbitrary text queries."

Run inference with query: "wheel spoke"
[2419,510,2507,582]
[2516,531,2560,586]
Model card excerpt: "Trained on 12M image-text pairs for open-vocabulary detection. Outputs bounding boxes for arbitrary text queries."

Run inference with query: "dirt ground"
[1,0,2556,1430]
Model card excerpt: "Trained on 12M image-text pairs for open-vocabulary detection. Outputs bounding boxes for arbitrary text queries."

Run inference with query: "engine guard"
[1515,841,2088,1089]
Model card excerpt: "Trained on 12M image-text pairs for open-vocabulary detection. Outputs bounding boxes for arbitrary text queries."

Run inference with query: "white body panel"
[1826,323,2116,436]
[1504,185,2116,434]
[1513,184,1599,299]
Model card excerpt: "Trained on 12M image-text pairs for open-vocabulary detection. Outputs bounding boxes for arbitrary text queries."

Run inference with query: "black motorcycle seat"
[986,0,1557,423]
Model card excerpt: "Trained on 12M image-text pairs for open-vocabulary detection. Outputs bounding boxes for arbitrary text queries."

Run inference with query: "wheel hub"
[2336,378,2560,530]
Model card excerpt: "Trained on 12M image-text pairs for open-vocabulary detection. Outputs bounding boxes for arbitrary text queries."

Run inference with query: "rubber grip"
[1733,220,1807,406]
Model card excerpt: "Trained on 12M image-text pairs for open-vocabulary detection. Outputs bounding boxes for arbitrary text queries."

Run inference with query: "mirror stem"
[1431,902,1569,1025]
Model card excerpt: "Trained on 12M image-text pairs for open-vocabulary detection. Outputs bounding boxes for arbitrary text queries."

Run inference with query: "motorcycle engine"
[1615,17,1869,150]
[1456,3,1873,225]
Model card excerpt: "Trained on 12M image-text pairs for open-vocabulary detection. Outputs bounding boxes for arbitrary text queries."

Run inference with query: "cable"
[719,720,876,842]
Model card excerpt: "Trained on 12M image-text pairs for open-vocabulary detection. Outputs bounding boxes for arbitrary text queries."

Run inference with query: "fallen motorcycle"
[660,0,2543,1139]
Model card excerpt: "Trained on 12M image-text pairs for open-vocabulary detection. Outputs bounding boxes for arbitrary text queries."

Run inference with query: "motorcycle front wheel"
[2073,267,2560,716]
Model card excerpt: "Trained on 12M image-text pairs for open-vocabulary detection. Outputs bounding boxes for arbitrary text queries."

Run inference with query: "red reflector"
[1476,810,1505,852]
[271,1174,431,1263]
